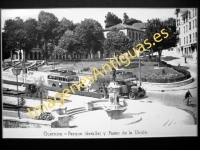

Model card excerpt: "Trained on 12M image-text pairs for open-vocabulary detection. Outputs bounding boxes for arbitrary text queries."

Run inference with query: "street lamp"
[12,68,22,119]
[139,49,141,86]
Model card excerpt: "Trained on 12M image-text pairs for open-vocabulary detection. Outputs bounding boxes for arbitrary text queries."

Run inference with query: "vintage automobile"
[89,69,135,93]
[89,70,145,100]
[111,78,146,100]
[47,73,79,88]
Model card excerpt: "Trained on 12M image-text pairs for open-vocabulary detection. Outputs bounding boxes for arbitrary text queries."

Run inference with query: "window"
[195,19,197,27]
[186,25,187,32]
[129,32,131,38]
[179,38,181,45]
[179,28,180,34]
[184,26,185,33]
[51,76,55,79]
[186,36,188,44]
[195,32,197,41]
[132,32,134,39]
[189,34,191,43]
[189,22,191,30]
[184,37,185,44]
[193,33,195,42]
[193,20,194,28]
[136,33,138,40]
[189,11,191,19]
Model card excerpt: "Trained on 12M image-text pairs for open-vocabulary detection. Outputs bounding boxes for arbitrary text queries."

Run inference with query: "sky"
[1,8,176,30]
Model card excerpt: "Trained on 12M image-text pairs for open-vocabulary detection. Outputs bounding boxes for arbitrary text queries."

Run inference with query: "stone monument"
[103,81,127,119]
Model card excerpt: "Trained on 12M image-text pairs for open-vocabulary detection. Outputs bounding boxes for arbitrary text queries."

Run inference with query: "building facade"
[103,23,146,42]
[11,45,102,61]
[175,8,197,59]
[103,23,146,57]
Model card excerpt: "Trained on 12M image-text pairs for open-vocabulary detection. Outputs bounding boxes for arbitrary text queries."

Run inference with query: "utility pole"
[139,49,141,86]
[53,40,55,70]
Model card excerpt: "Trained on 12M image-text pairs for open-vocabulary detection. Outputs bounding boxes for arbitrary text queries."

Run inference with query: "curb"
[145,86,197,92]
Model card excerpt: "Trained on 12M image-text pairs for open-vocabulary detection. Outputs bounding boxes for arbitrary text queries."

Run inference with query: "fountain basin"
[104,106,127,120]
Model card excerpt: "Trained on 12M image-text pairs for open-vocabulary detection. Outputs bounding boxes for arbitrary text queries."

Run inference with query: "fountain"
[103,81,127,120]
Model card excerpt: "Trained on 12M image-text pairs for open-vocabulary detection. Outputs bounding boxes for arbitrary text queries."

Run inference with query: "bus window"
[48,75,51,79]
[55,77,59,80]
[62,78,65,81]
[51,76,55,79]
[121,81,126,85]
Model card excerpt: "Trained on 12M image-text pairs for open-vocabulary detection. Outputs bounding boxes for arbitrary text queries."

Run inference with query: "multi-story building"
[103,22,146,57]
[175,8,197,60]
[11,22,146,61]
[103,23,146,42]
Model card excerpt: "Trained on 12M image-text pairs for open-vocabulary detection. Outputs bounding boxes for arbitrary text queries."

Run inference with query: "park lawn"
[38,60,184,79]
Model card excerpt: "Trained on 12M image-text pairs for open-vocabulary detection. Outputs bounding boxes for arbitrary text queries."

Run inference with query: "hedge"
[142,61,191,83]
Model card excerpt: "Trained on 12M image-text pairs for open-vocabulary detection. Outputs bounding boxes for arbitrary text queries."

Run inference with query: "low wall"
[3,117,52,128]
[3,110,70,128]
[142,77,194,88]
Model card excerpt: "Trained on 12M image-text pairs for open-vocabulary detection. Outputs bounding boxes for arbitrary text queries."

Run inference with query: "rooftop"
[104,23,144,32]
[132,22,147,29]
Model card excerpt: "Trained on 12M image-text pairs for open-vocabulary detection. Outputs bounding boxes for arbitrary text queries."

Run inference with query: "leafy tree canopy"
[74,19,104,54]
[123,13,142,25]
[104,12,122,28]
[104,30,133,56]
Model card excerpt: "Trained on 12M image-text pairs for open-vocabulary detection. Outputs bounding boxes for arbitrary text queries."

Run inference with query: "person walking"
[112,68,116,83]
[59,80,62,88]
[185,90,192,105]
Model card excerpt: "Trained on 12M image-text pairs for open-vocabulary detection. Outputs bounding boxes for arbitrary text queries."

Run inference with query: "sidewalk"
[142,51,197,92]
[3,93,195,126]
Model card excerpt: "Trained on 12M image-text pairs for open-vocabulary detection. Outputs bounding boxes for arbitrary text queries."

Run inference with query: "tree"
[23,18,38,62]
[34,76,48,112]
[144,18,178,67]
[3,17,38,64]
[74,19,104,58]
[56,18,75,39]
[104,12,122,28]
[37,11,59,65]
[59,30,77,59]
[3,17,25,62]
[2,32,16,63]
[103,29,133,57]
[123,13,142,25]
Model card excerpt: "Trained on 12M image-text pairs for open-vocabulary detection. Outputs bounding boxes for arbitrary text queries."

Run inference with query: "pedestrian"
[185,57,187,63]
[185,90,192,105]
[59,80,62,88]
[112,68,116,82]
[102,82,107,98]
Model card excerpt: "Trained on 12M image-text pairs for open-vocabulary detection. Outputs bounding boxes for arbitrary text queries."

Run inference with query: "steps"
[66,107,87,116]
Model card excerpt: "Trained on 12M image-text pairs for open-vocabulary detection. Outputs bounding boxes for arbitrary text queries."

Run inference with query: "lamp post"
[139,49,141,86]
[12,68,22,119]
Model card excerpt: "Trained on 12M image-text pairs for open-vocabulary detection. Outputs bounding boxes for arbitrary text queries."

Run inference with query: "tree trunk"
[44,42,48,65]
[158,50,162,67]
[19,49,22,62]
[11,51,13,66]
[23,49,26,63]
[41,93,43,112]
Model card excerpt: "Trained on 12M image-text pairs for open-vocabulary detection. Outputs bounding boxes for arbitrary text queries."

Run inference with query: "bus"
[47,73,79,88]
